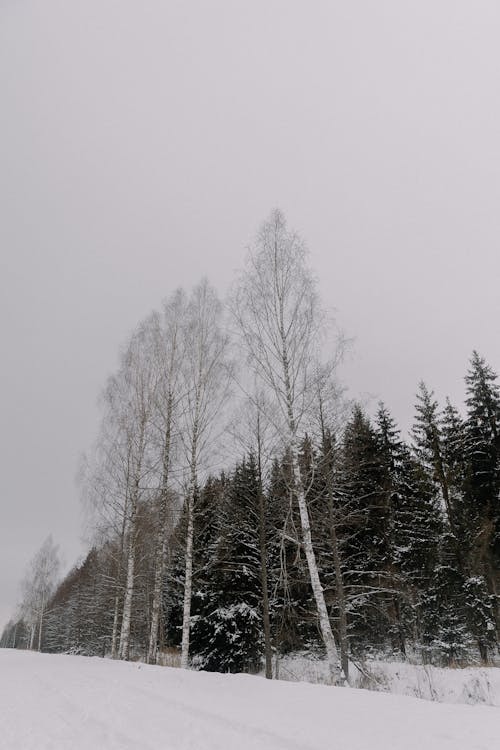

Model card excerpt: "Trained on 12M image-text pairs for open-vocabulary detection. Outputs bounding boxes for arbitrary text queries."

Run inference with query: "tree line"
[2,211,499,682]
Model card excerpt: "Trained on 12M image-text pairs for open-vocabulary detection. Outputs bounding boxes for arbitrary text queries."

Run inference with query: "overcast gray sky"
[1,0,499,629]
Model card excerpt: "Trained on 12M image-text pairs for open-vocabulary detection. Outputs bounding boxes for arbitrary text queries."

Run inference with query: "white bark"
[291,444,342,683]
[232,209,344,684]
[114,320,156,660]
[179,280,230,669]
[118,510,137,660]
[181,390,200,669]
[181,492,195,669]
[148,292,184,664]
[147,392,174,664]
[37,594,45,652]
[111,490,129,659]
[118,448,146,660]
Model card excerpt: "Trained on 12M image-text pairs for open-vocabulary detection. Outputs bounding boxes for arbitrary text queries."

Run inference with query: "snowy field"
[1,650,499,750]
[274,652,500,706]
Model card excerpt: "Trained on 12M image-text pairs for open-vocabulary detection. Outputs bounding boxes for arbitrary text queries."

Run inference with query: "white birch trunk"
[29,624,36,650]
[111,487,129,659]
[118,532,136,660]
[181,420,199,670]
[147,532,168,664]
[289,443,343,684]
[119,476,141,660]
[118,401,147,661]
[180,493,194,669]
[147,395,174,664]
[279,284,343,685]
[37,596,44,652]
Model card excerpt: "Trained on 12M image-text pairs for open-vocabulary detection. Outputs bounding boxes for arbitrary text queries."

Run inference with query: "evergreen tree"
[336,406,391,653]
[373,403,409,656]
[440,398,468,544]
[164,477,221,653]
[464,351,500,644]
[191,461,263,673]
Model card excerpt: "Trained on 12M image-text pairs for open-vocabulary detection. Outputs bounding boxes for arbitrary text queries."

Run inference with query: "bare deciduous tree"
[20,535,60,651]
[147,290,185,664]
[80,410,132,658]
[232,209,344,685]
[180,279,231,669]
[112,319,158,660]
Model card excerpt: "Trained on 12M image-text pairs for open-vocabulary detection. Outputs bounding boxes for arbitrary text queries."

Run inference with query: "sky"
[1,0,500,630]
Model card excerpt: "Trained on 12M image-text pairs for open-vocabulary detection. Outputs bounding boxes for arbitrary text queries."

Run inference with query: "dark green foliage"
[188,463,264,672]
[20,351,499,669]
[464,353,500,580]
[334,406,393,653]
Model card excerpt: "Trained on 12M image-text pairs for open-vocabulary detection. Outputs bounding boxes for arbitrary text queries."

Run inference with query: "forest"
[2,211,499,684]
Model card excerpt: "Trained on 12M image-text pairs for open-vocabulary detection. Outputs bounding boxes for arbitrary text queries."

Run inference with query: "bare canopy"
[232,210,345,685]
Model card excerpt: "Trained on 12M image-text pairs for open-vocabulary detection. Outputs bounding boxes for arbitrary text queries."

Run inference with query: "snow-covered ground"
[1,649,499,750]
[274,651,500,706]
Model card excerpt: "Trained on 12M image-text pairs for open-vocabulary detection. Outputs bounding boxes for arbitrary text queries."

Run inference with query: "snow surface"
[274,652,500,707]
[1,649,499,750]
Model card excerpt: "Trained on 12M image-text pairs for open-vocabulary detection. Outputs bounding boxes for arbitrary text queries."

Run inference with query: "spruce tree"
[463,351,500,646]
[337,406,391,653]
[189,464,263,673]
[374,403,409,656]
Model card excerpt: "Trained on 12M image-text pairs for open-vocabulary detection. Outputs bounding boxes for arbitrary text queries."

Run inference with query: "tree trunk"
[147,530,168,664]
[29,624,36,650]
[37,597,44,652]
[329,514,349,680]
[181,384,201,670]
[111,592,122,659]
[257,468,272,679]
[280,307,343,685]
[254,411,272,678]
[118,536,136,661]
[291,446,343,685]
[181,493,194,669]
[148,395,174,665]
[111,492,129,659]
[119,487,139,661]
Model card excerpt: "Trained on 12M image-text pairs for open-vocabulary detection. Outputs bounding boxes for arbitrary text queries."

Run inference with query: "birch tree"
[80,408,133,658]
[20,536,60,651]
[180,279,231,668]
[147,291,185,664]
[113,319,158,660]
[232,209,344,684]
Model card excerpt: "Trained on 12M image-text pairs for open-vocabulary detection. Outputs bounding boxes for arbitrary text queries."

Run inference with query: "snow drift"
[1,649,499,750]
[272,651,500,706]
